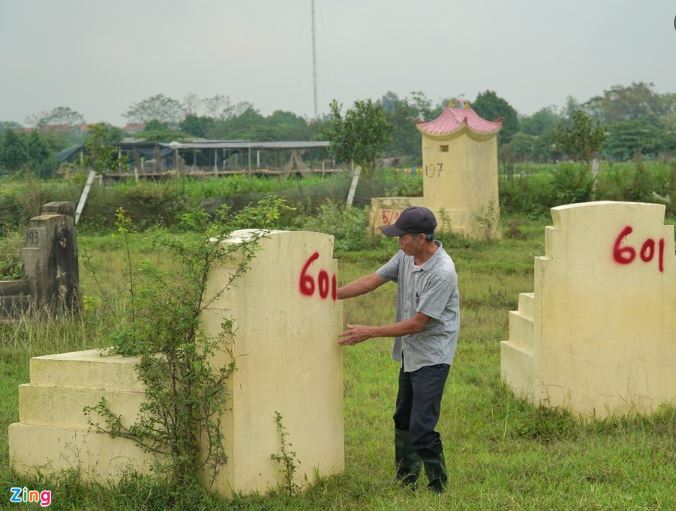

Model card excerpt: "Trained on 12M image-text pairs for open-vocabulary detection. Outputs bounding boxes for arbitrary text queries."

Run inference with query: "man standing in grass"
[337,206,460,493]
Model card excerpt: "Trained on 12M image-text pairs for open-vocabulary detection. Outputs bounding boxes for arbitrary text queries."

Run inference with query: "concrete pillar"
[201,230,344,496]
[22,202,80,314]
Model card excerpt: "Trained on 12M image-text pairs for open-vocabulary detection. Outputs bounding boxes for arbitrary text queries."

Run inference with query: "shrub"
[296,201,372,251]
[0,229,24,279]
[551,163,593,205]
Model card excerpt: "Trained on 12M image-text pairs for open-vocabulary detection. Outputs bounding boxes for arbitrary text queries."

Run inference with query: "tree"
[552,110,605,164]
[520,107,561,136]
[26,106,84,127]
[181,93,236,120]
[125,94,184,125]
[377,91,441,161]
[472,90,519,144]
[180,115,215,137]
[0,121,22,132]
[603,119,665,160]
[207,106,266,140]
[585,82,667,124]
[0,129,29,170]
[84,123,124,172]
[322,99,390,175]
[26,130,50,164]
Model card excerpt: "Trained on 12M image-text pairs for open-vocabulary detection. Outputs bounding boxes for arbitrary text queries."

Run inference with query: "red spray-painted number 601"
[299,252,337,300]
[612,226,665,273]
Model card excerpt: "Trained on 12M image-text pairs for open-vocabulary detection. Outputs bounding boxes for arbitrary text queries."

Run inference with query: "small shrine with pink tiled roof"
[416,100,502,139]
[369,99,503,239]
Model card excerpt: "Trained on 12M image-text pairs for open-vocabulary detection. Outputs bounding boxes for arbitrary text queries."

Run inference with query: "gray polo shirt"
[377,241,460,372]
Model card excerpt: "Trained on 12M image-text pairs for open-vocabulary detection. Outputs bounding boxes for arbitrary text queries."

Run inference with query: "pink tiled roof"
[417,103,502,137]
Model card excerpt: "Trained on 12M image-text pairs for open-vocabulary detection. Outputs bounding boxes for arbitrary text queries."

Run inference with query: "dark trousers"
[393,363,449,459]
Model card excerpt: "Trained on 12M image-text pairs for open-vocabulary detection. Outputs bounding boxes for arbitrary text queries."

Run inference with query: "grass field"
[1,215,675,510]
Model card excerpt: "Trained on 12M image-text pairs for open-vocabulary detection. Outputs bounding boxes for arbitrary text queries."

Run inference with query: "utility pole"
[311,0,318,118]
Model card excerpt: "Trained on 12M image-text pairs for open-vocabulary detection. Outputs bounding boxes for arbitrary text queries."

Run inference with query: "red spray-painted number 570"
[299,252,337,300]
[612,226,665,273]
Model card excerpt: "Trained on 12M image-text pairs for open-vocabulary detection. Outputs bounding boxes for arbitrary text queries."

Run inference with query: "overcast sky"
[1,0,674,126]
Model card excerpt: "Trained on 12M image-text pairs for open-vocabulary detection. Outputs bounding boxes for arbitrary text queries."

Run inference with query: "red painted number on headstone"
[299,252,319,296]
[381,209,401,226]
[318,270,329,298]
[299,252,337,301]
[613,226,636,264]
[612,225,665,273]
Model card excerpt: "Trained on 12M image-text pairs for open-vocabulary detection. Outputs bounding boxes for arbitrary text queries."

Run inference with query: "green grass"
[0,216,675,510]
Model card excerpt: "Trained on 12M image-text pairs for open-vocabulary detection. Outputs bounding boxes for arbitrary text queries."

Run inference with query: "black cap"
[381,206,437,236]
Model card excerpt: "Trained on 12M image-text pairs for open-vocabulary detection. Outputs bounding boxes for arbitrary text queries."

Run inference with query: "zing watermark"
[9,487,52,508]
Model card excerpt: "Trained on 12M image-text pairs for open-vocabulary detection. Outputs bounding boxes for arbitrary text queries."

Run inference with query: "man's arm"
[337,272,387,300]
[338,312,431,346]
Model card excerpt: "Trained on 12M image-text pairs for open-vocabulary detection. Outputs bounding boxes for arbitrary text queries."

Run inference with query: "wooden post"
[346,163,361,207]
[248,148,252,176]
[75,171,96,225]
[214,149,218,175]
[256,150,260,169]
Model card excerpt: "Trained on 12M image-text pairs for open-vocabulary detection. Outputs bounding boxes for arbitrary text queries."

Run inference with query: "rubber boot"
[394,430,421,489]
[422,450,447,493]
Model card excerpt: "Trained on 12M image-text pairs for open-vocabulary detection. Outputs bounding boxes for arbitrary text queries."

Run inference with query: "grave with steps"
[9,230,344,496]
[501,201,676,418]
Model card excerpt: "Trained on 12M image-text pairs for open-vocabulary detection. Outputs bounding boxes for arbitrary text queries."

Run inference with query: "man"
[337,206,460,493]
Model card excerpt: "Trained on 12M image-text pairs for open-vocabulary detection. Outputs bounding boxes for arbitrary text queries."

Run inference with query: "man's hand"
[338,324,374,346]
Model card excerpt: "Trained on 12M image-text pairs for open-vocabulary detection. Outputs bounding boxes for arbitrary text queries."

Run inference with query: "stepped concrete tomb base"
[9,349,153,480]
[501,201,675,418]
[9,230,344,497]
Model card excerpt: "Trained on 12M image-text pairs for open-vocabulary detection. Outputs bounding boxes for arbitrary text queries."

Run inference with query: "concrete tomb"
[200,229,344,495]
[370,100,502,239]
[0,202,80,317]
[501,201,675,418]
[9,230,344,496]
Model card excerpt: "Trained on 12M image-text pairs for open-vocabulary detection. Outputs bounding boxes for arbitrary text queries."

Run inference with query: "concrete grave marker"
[0,201,80,317]
[370,100,502,239]
[501,201,676,418]
[200,229,344,496]
[9,230,344,497]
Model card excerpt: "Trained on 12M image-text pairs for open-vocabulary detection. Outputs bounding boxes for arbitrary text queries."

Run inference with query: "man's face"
[398,233,424,255]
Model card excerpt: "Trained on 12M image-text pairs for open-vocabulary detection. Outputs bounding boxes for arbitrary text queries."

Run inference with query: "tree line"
[0,82,674,176]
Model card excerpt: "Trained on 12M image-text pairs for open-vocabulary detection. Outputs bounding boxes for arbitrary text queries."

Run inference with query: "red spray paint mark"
[299,252,337,300]
[381,209,401,226]
[318,270,329,299]
[639,239,655,262]
[612,226,665,273]
[613,226,635,265]
[299,252,319,296]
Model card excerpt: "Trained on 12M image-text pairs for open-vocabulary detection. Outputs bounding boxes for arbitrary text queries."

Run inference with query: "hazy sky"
[1,0,674,126]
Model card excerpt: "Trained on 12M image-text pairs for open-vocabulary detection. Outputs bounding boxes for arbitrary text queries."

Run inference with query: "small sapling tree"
[322,99,391,177]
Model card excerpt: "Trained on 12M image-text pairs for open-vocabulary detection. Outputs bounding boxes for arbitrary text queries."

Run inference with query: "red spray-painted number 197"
[612,226,665,273]
[299,252,337,301]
